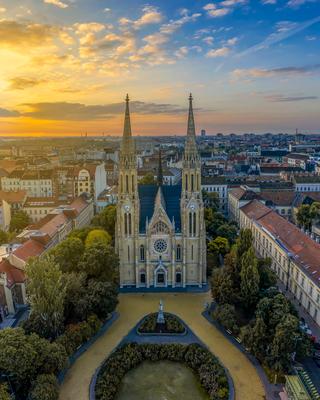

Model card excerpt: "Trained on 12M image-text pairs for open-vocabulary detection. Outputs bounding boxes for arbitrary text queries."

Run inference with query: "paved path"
[59,292,266,400]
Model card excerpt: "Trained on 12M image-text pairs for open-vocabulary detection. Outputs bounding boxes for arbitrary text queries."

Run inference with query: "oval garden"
[95,343,230,400]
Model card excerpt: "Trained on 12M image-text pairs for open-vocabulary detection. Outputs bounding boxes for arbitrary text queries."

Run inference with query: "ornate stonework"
[116,94,206,289]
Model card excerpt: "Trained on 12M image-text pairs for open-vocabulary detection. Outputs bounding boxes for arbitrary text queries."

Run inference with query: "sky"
[0,0,319,136]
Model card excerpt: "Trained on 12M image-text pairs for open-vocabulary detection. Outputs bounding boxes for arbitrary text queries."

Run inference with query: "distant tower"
[157,147,163,186]
[201,129,206,137]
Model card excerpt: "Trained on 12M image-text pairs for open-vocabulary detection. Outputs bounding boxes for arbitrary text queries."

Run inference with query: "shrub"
[29,374,59,400]
[95,343,229,400]
[212,304,239,334]
[138,313,185,334]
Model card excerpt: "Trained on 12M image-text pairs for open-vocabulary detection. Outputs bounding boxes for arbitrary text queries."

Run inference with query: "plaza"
[59,292,265,400]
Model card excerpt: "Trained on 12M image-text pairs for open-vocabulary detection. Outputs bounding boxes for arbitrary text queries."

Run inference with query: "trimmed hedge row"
[138,312,186,334]
[95,343,229,400]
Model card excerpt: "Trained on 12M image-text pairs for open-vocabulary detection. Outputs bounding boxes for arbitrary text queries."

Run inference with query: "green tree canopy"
[78,242,119,282]
[240,246,260,308]
[91,205,116,238]
[26,255,67,338]
[216,223,238,244]
[296,204,313,230]
[211,268,235,304]
[49,237,84,273]
[85,229,112,248]
[0,229,8,245]
[236,229,253,260]
[9,210,30,233]
[68,226,94,243]
[0,384,10,400]
[257,258,277,291]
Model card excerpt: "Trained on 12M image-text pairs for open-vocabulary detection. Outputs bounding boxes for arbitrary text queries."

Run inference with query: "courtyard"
[59,292,266,400]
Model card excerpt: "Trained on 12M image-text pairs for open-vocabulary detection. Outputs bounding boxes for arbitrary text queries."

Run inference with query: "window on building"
[191,245,194,260]
[140,245,145,261]
[140,273,146,284]
[127,245,130,262]
[176,244,181,261]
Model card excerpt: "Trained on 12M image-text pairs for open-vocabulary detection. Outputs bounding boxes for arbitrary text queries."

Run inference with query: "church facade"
[116,95,207,289]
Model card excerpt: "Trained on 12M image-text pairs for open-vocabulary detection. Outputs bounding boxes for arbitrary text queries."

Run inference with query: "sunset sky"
[0,0,319,136]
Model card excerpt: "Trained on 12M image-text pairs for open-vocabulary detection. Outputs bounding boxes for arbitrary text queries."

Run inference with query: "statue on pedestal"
[157,299,165,325]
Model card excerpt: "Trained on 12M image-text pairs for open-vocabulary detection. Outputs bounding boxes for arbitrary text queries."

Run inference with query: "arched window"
[132,175,135,192]
[140,273,146,284]
[193,213,197,236]
[128,245,130,262]
[176,244,181,261]
[191,245,194,260]
[124,214,128,235]
[185,174,188,191]
[191,174,194,192]
[128,213,132,235]
[126,175,129,193]
[189,212,192,236]
[176,272,182,284]
[140,245,145,261]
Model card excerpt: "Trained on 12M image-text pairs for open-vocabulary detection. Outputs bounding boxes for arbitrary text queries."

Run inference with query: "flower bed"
[95,343,229,400]
[137,312,186,334]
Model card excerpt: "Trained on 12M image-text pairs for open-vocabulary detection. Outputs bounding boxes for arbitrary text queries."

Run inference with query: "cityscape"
[1,1,320,400]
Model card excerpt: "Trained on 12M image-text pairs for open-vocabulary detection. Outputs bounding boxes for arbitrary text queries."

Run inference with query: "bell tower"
[116,94,139,287]
[181,94,206,287]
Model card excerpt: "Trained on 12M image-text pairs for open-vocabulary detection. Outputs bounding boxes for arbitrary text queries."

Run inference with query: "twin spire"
[122,93,196,139]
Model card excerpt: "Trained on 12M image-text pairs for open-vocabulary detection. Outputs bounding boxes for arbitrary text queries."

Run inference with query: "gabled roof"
[13,239,46,262]
[138,184,181,233]
[0,190,27,204]
[229,187,260,201]
[260,191,296,207]
[0,259,25,288]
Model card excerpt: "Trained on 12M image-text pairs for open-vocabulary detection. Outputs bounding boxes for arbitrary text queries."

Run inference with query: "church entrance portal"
[157,272,165,285]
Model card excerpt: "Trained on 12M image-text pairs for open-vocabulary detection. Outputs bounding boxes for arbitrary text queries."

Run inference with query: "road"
[59,292,266,400]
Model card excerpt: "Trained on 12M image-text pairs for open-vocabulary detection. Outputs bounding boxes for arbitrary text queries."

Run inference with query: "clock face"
[124,205,130,212]
[189,204,196,211]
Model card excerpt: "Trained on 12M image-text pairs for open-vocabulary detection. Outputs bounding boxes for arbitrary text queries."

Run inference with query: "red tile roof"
[13,239,46,262]
[0,190,27,204]
[0,259,25,288]
[70,196,89,213]
[241,200,320,285]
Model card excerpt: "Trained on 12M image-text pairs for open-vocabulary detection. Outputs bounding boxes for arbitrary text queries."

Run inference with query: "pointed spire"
[123,94,132,138]
[155,186,166,209]
[187,93,196,137]
[157,147,163,186]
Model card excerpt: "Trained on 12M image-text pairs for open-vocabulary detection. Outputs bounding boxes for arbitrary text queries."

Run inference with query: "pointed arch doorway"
[154,261,168,287]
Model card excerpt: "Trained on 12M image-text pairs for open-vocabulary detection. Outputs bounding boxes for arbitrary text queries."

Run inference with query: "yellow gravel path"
[59,292,266,400]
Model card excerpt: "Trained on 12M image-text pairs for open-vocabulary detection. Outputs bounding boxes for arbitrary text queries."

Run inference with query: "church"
[116,94,207,289]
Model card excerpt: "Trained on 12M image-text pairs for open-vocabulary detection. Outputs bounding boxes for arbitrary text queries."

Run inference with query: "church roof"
[138,184,182,233]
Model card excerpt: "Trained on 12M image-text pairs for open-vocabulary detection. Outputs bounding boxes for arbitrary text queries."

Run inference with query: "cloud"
[0,7,6,13]
[238,16,320,56]
[174,46,189,58]
[261,0,277,4]
[119,6,162,30]
[287,0,317,8]
[203,1,247,18]
[44,0,69,9]
[0,108,20,118]
[8,77,46,90]
[265,94,318,102]
[0,20,58,49]
[19,101,201,120]
[206,47,230,57]
[232,64,320,79]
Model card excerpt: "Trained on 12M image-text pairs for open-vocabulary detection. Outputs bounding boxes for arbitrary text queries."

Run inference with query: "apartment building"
[239,199,320,328]
[201,176,228,213]
[73,163,107,201]
[1,170,54,197]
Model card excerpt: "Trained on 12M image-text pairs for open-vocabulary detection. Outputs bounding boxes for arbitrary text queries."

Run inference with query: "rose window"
[154,239,168,253]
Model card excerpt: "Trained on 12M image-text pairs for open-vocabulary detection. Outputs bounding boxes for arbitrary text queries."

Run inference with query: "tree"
[236,229,253,260]
[85,229,112,248]
[26,256,67,338]
[0,229,8,245]
[139,172,156,185]
[78,242,119,282]
[213,304,239,333]
[9,210,30,232]
[258,258,277,290]
[224,249,240,288]
[256,293,291,332]
[240,246,260,308]
[249,317,269,361]
[202,190,219,210]
[207,237,230,270]
[0,384,10,400]
[48,237,84,273]
[63,272,87,322]
[29,374,59,400]
[68,226,94,243]
[310,201,320,224]
[211,268,234,304]
[83,280,118,320]
[91,205,116,238]
[268,314,302,373]
[216,223,238,244]
[0,328,67,393]
[296,204,312,230]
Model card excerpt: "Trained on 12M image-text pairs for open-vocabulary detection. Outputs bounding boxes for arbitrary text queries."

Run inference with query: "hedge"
[95,343,229,400]
[138,313,186,334]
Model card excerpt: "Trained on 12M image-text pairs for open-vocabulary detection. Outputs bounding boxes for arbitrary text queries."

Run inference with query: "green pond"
[115,360,210,400]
